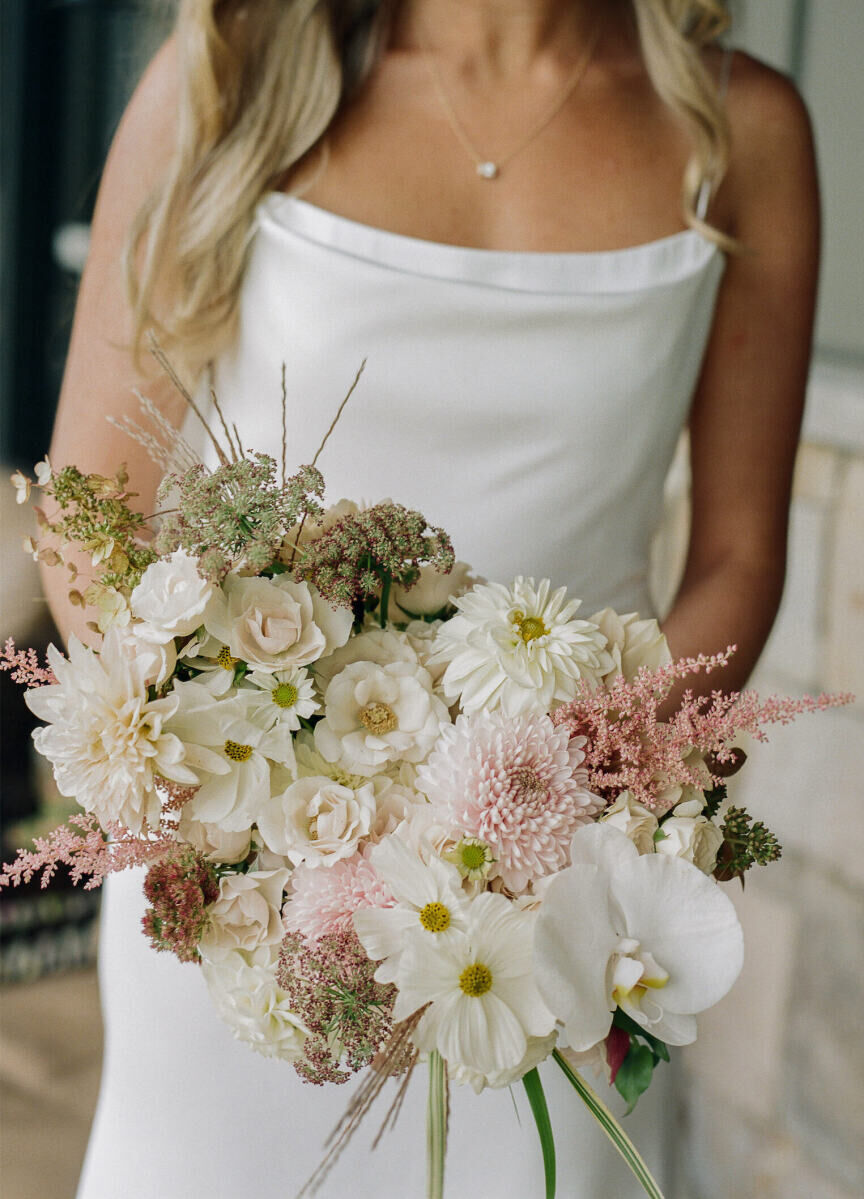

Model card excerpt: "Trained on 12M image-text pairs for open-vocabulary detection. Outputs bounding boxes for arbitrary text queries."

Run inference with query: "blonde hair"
[128,0,733,373]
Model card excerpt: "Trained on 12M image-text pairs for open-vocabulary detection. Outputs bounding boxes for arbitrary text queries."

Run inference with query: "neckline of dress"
[257,192,724,296]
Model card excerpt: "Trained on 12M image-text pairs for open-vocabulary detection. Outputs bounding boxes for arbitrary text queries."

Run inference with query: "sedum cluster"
[141,846,220,963]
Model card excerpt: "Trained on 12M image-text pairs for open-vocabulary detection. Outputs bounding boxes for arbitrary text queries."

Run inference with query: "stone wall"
[651,366,864,1198]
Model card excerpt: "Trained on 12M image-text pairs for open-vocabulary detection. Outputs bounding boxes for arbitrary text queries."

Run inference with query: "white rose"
[201,950,308,1061]
[131,549,215,643]
[204,574,352,672]
[257,776,377,866]
[654,750,714,812]
[590,608,672,685]
[314,660,449,776]
[200,868,290,956]
[656,801,723,874]
[116,625,177,688]
[601,791,659,854]
[177,811,252,864]
[313,627,419,693]
[391,560,477,618]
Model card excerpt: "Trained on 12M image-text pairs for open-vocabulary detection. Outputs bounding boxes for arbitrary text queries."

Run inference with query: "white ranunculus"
[534,824,743,1050]
[432,577,613,717]
[600,791,659,855]
[204,573,352,673]
[589,608,671,686]
[314,660,449,776]
[391,560,477,617]
[201,950,308,1062]
[655,800,724,875]
[257,775,377,866]
[131,549,215,644]
[199,868,290,957]
[24,630,196,832]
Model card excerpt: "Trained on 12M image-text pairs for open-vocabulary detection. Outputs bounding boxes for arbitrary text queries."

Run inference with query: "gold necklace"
[419,18,603,180]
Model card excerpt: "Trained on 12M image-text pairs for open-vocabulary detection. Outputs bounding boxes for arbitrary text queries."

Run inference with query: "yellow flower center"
[418,902,451,933]
[459,962,493,997]
[217,645,239,670]
[272,682,299,709]
[510,610,549,644]
[224,739,254,762]
[359,702,398,735]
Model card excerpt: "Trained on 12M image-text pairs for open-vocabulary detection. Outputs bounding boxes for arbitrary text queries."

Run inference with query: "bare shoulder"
[715,49,819,241]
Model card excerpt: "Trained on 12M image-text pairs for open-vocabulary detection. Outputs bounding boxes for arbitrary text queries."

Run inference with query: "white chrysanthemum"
[393,891,555,1077]
[416,711,602,893]
[354,834,470,984]
[243,666,318,731]
[164,678,295,833]
[432,577,613,716]
[201,950,308,1062]
[534,824,743,1050]
[24,630,196,832]
[314,660,449,776]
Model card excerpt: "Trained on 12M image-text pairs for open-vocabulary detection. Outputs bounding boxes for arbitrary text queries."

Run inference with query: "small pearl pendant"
[476,161,499,180]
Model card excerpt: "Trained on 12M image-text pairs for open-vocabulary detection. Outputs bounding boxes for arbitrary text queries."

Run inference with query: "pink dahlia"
[283,853,394,941]
[416,711,602,892]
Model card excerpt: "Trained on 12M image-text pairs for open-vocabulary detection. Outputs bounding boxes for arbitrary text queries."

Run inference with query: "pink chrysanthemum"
[416,711,602,892]
[283,853,394,941]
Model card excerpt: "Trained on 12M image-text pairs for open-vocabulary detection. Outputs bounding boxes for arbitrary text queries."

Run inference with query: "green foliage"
[611,1011,670,1114]
[718,805,782,878]
[523,1068,556,1199]
[702,783,727,820]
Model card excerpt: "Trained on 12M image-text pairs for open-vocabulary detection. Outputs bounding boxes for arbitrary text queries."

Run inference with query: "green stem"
[426,1050,447,1199]
[379,572,392,628]
[552,1050,665,1199]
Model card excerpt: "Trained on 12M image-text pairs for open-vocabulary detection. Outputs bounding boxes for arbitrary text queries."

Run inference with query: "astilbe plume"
[0,814,173,890]
[141,845,220,964]
[277,928,398,1084]
[156,456,325,581]
[552,649,852,811]
[0,639,56,686]
[294,502,454,609]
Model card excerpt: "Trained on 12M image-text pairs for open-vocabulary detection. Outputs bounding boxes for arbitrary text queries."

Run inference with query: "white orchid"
[534,823,742,1050]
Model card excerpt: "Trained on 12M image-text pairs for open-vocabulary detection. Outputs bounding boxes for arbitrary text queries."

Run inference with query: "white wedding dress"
[77,191,725,1198]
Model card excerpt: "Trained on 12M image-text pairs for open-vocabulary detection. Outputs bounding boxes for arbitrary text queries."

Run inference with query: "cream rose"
[655,799,724,874]
[600,791,659,854]
[257,776,377,866]
[200,868,290,957]
[314,660,449,776]
[204,574,352,672]
[391,560,477,617]
[177,811,252,864]
[131,549,215,643]
[590,607,671,685]
[201,950,308,1062]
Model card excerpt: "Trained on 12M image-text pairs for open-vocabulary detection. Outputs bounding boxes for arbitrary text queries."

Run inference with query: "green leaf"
[614,1044,656,1113]
[522,1068,556,1199]
[611,1011,670,1062]
[552,1049,665,1199]
[652,828,669,843]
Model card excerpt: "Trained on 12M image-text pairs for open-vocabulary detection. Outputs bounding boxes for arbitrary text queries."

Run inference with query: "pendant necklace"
[419,18,603,181]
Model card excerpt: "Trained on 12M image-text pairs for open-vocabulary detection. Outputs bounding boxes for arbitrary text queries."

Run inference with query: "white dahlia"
[24,631,196,832]
[416,711,602,893]
[432,577,613,716]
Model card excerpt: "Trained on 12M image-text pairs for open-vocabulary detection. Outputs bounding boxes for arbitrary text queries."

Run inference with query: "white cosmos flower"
[201,949,308,1062]
[534,824,743,1051]
[314,660,449,776]
[130,548,215,644]
[448,1032,558,1094]
[353,834,470,984]
[243,666,319,731]
[393,891,556,1077]
[24,630,196,832]
[164,678,295,833]
[432,577,613,717]
[204,573,352,673]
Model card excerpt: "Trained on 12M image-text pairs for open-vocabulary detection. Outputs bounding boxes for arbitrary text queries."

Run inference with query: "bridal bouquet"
[2,366,847,1198]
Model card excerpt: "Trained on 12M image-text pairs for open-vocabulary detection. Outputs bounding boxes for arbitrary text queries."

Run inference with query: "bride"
[45,0,818,1195]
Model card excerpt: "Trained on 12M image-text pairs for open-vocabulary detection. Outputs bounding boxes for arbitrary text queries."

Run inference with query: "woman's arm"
[43,39,183,647]
[661,54,820,694]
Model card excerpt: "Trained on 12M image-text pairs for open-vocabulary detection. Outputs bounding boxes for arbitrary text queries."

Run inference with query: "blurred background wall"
[0,1,861,1197]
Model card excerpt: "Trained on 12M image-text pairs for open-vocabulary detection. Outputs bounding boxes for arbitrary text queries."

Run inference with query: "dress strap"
[696,45,735,221]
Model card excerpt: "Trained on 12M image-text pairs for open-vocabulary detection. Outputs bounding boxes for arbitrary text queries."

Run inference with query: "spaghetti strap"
[696,45,735,221]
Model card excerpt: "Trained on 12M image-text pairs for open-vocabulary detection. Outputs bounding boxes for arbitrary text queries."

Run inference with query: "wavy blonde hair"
[128,0,733,373]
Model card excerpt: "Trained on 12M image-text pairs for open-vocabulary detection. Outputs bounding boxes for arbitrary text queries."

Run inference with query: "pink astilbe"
[0,814,174,890]
[552,648,853,811]
[284,853,395,941]
[0,638,56,686]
